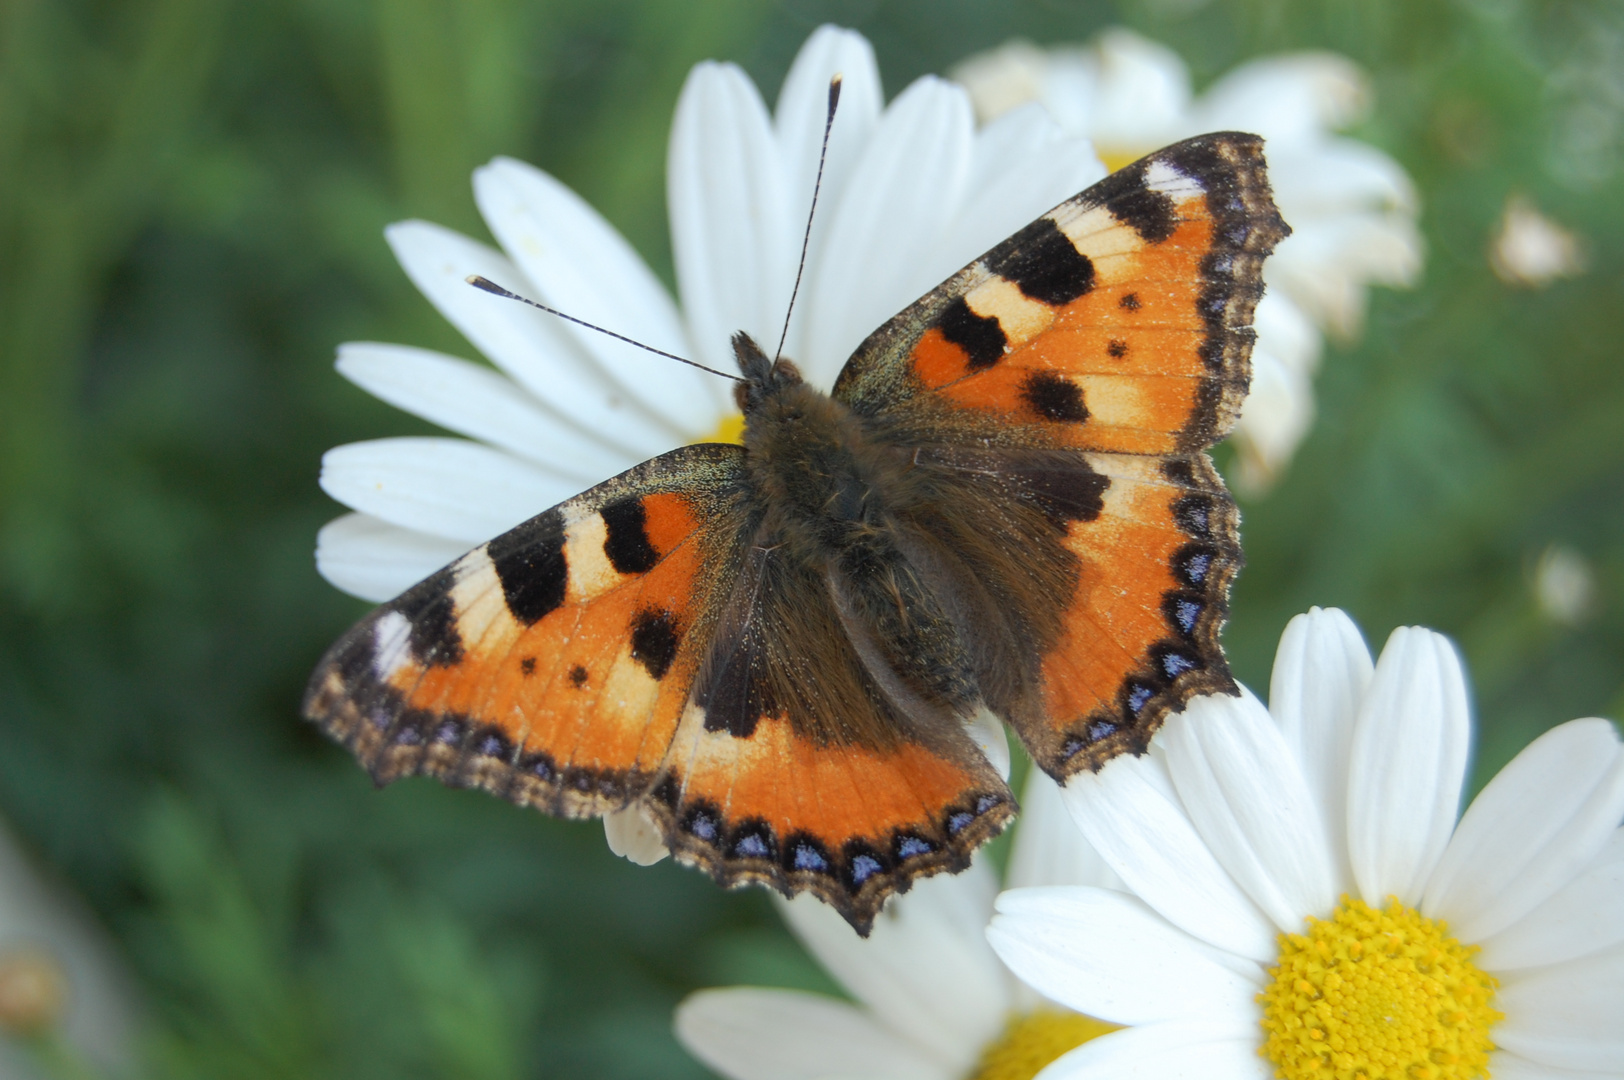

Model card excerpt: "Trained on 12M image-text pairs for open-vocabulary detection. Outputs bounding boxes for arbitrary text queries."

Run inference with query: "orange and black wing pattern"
[835,132,1288,777]
[303,444,749,818]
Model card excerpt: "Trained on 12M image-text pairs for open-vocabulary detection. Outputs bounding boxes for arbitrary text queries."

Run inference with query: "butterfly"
[305,131,1288,935]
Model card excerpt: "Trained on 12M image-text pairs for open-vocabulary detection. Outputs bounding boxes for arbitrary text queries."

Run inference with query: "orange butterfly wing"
[834,132,1288,776]
[304,445,748,815]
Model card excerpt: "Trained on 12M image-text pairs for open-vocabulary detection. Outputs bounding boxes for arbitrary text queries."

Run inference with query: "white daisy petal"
[1191,52,1368,140]
[776,867,1008,1072]
[602,804,669,866]
[1267,606,1373,889]
[674,987,951,1080]
[1062,738,1278,962]
[1268,140,1417,217]
[1085,29,1191,150]
[319,437,574,543]
[384,221,677,452]
[933,107,1105,277]
[803,76,973,383]
[669,60,795,379]
[1030,49,1102,138]
[964,707,1011,781]
[1477,828,1624,971]
[1162,689,1338,931]
[314,513,469,602]
[1251,290,1322,374]
[1493,941,1624,1071]
[1487,1048,1620,1080]
[988,887,1263,1026]
[471,157,722,427]
[1233,348,1314,494]
[1266,214,1423,335]
[772,25,882,285]
[1040,1021,1268,1080]
[1347,627,1471,907]
[1006,770,1121,1013]
[1007,769,1119,892]
[1424,718,1624,942]
[335,343,616,478]
[966,102,1068,194]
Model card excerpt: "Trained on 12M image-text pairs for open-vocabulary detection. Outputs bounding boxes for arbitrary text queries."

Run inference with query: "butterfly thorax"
[728,332,982,728]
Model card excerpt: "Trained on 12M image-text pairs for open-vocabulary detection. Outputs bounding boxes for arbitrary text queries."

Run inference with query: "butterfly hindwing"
[304,443,751,817]
[832,132,1286,778]
[646,536,1014,935]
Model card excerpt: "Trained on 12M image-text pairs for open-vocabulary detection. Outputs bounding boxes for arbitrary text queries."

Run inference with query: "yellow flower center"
[1096,147,1150,174]
[692,412,745,445]
[969,1009,1118,1080]
[1259,897,1502,1080]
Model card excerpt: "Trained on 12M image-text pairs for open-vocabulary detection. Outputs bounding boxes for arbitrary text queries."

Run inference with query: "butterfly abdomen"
[737,359,990,733]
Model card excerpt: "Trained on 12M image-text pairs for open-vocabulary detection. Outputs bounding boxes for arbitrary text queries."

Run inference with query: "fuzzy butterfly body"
[305,132,1289,934]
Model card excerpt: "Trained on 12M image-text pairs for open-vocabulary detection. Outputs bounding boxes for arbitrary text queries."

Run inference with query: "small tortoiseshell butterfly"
[305,130,1289,934]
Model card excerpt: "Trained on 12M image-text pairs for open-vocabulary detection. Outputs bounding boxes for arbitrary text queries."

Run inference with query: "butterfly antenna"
[773,74,842,363]
[465,276,745,383]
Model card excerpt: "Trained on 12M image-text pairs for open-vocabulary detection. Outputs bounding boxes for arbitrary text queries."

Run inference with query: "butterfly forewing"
[304,444,751,815]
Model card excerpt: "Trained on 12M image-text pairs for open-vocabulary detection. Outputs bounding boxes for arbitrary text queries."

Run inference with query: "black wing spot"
[601,498,660,574]
[1016,460,1109,524]
[520,656,536,675]
[629,609,680,680]
[987,218,1096,305]
[488,510,568,625]
[697,630,776,740]
[1107,339,1128,359]
[938,296,1008,371]
[1119,292,1142,310]
[568,664,588,687]
[397,567,465,667]
[1020,371,1090,423]
[1105,160,1179,243]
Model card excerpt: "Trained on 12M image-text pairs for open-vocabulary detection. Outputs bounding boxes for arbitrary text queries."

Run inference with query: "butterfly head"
[731,332,805,416]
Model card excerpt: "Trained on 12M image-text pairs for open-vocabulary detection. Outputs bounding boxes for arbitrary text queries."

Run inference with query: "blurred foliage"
[0,0,1620,1076]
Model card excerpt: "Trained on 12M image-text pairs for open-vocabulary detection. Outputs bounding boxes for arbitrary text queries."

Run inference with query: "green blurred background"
[1,0,1620,1075]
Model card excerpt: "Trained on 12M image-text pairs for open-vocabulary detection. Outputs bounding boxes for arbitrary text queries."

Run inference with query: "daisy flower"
[955,32,1424,492]
[675,770,1124,1080]
[987,607,1624,1080]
